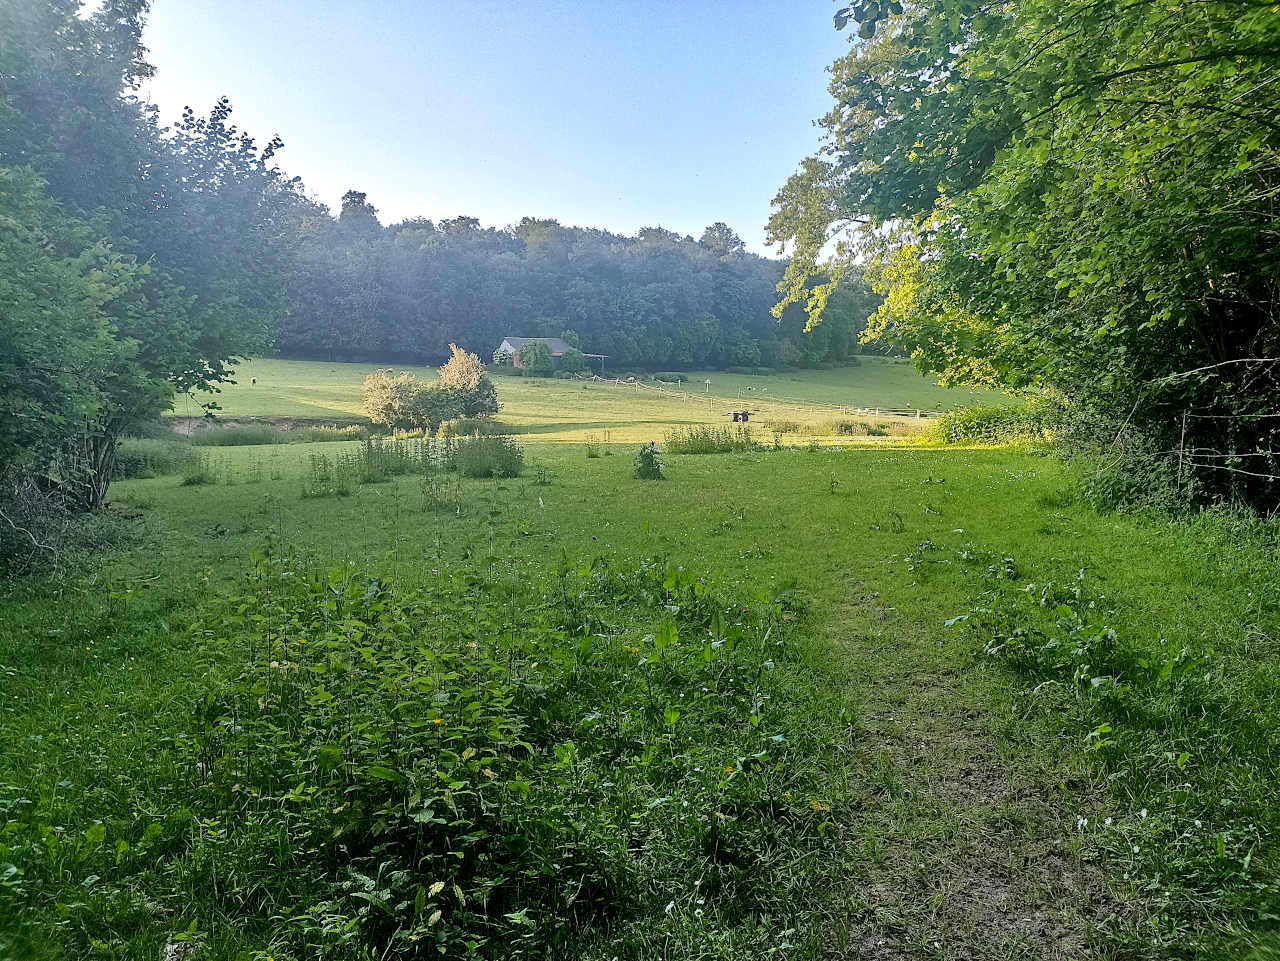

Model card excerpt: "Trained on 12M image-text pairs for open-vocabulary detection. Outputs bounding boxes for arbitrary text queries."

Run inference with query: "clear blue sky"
[140,1,850,254]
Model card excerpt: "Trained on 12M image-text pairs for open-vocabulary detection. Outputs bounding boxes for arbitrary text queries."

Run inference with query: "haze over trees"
[280,205,879,370]
[769,0,1280,508]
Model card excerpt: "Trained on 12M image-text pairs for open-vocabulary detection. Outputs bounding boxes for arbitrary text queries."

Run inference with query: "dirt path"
[819,585,1115,960]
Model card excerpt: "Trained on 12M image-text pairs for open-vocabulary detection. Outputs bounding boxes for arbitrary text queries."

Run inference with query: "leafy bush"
[14,548,811,958]
[363,371,463,432]
[633,442,664,479]
[189,424,280,446]
[652,372,688,383]
[664,425,755,454]
[929,404,1047,445]
[450,435,524,478]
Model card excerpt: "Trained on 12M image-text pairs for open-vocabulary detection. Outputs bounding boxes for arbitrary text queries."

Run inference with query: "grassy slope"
[3,383,1277,958]
[174,357,1010,426]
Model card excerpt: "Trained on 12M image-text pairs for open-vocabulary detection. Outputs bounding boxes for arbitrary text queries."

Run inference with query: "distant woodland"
[280,193,881,370]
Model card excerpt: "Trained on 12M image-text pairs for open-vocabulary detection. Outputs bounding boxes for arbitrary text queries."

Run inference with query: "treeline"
[772,0,1280,510]
[280,193,879,371]
[1,1,303,517]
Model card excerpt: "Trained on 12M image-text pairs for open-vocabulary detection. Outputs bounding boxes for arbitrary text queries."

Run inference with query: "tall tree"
[771,0,1280,507]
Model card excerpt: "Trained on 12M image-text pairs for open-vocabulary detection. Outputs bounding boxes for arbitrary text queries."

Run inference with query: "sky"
[140,1,851,255]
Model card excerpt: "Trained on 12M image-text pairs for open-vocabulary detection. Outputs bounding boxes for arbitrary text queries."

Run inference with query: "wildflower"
[432,719,443,725]
[664,901,675,915]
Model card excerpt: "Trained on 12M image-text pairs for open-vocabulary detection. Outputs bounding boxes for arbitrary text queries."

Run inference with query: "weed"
[664,425,755,454]
[634,442,664,479]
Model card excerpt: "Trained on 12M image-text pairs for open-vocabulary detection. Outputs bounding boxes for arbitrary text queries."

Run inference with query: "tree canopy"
[770,0,1280,507]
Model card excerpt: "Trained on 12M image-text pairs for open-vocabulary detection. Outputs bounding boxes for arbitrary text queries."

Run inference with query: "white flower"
[1104,817,1112,826]
[1140,808,1148,819]
[665,901,675,915]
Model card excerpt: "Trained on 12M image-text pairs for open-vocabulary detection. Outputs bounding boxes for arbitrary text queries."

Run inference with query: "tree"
[362,370,462,433]
[560,346,588,373]
[699,222,745,258]
[517,340,554,377]
[438,344,499,417]
[770,0,1280,508]
[0,4,308,508]
[438,343,485,391]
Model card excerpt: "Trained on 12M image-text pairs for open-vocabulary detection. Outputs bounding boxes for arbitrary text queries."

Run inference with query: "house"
[493,336,607,371]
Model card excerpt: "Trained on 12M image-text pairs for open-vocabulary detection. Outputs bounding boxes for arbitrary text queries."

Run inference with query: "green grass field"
[173,356,1010,428]
[3,367,1278,960]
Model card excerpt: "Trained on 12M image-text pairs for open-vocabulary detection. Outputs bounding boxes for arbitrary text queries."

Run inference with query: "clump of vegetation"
[516,339,555,377]
[364,349,499,434]
[189,423,280,446]
[449,435,524,478]
[179,451,217,486]
[955,566,1280,951]
[653,372,689,383]
[112,438,197,479]
[288,424,368,443]
[301,452,354,497]
[437,343,501,417]
[633,442,664,479]
[929,405,1048,445]
[664,425,755,454]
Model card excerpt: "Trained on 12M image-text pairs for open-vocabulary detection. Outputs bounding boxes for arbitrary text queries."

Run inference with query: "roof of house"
[500,336,574,355]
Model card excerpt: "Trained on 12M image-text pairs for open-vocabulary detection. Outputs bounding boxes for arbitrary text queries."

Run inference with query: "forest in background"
[283,193,880,371]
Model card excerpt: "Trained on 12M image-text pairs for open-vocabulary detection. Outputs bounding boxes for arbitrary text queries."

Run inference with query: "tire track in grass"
[819,584,1116,960]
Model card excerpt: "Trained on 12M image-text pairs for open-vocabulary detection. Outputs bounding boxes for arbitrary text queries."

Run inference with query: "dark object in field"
[251,377,257,384]
[729,410,751,423]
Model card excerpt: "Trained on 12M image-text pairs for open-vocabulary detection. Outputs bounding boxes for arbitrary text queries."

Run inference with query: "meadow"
[2,363,1278,961]
[173,357,1009,429]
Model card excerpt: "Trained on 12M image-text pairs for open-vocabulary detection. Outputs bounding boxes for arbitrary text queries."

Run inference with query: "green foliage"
[112,438,197,479]
[652,372,689,383]
[929,405,1047,446]
[362,371,462,433]
[633,442,664,479]
[956,570,1280,951]
[559,346,588,374]
[517,340,555,377]
[189,424,280,447]
[449,435,524,478]
[773,0,1280,509]
[664,425,756,454]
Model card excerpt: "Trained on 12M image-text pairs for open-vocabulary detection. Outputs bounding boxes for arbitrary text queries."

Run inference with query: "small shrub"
[664,425,755,454]
[634,442,664,479]
[450,435,524,478]
[652,372,689,383]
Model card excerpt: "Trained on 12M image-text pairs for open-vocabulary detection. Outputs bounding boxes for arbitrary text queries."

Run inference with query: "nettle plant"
[1,540,830,959]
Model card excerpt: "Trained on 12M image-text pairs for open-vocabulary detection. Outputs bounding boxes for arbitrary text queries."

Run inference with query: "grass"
[3,372,1278,960]
[169,357,1008,444]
